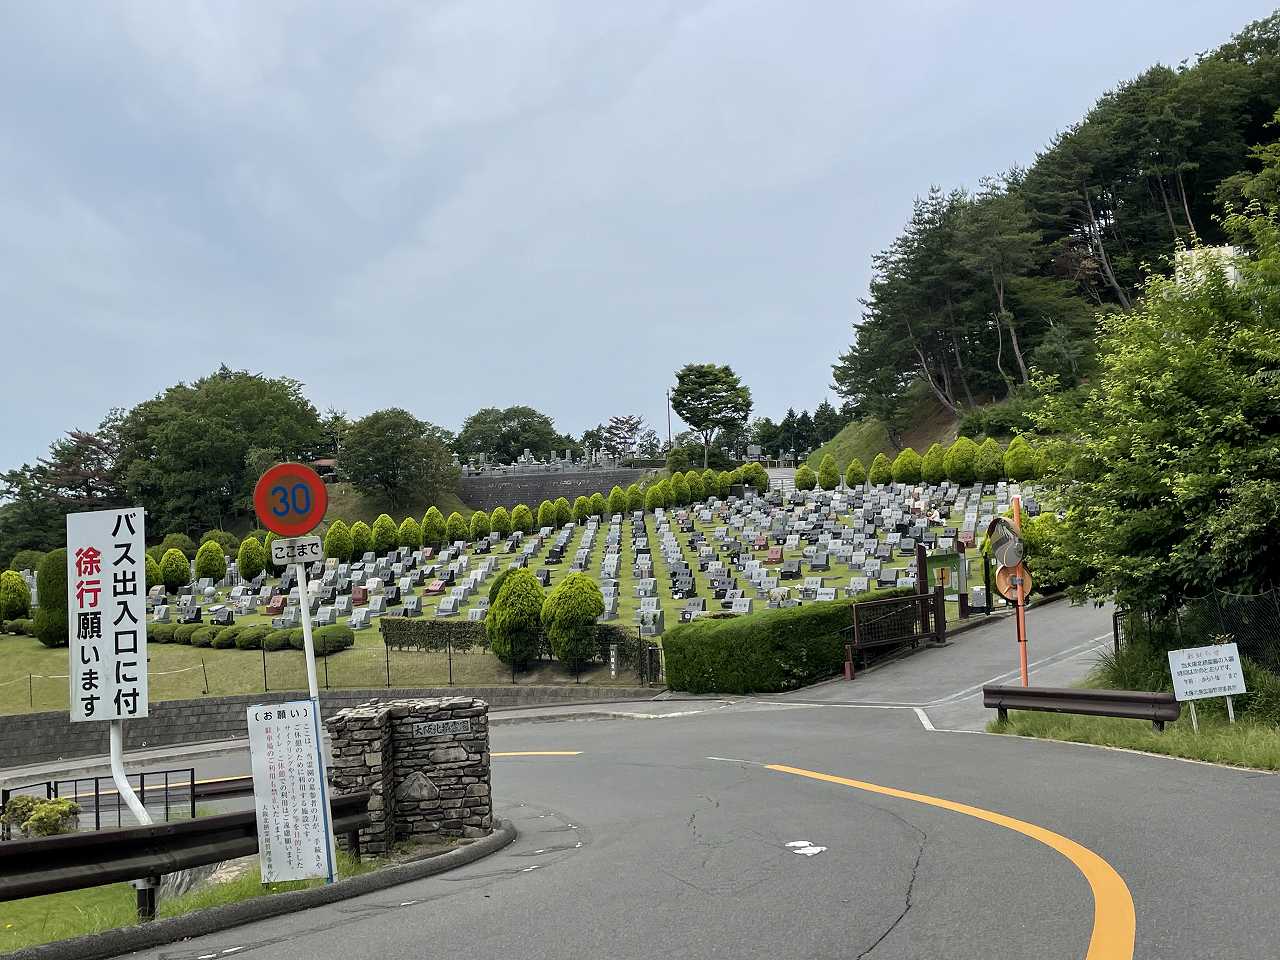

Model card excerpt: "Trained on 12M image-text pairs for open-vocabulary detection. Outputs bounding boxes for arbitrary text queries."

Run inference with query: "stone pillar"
[326,703,395,855]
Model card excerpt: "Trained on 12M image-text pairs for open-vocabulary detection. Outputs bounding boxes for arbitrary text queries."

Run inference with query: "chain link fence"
[1120,588,1280,672]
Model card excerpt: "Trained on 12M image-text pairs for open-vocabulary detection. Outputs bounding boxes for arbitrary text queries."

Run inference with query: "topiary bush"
[891,447,923,484]
[145,553,162,592]
[398,516,423,549]
[794,464,817,491]
[717,471,733,498]
[236,536,267,583]
[486,568,544,668]
[701,469,718,499]
[190,625,220,648]
[975,437,1006,482]
[844,458,866,487]
[684,471,704,503]
[149,623,176,644]
[0,570,31,621]
[1004,435,1037,481]
[291,623,355,655]
[160,533,198,560]
[868,453,893,485]
[212,624,241,649]
[422,507,447,548]
[921,443,946,484]
[8,549,45,573]
[490,506,512,538]
[537,500,556,530]
[350,521,372,559]
[263,628,295,652]
[554,497,572,527]
[235,625,271,650]
[488,567,512,606]
[160,548,191,594]
[745,462,769,495]
[445,512,469,544]
[572,496,591,523]
[943,436,978,484]
[470,510,491,541]
[35,548,67,645]
[817,455,839,491]
[323,520,354,564]
[627,484,645,512]
[194,540,228,584]
[669,474,691,506]
[200,530,240,553]
[644,483,665,512]
[541,572,605,670]
[371,514,398,554]
[511,504,534,534]
[173,624,199,645]
[588,492,607,518]
[608,486,627,517]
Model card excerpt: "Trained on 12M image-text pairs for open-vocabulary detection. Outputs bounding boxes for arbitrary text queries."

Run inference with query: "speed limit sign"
[253,463,329,537]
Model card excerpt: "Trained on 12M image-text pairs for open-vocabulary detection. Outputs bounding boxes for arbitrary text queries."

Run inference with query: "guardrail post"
[933,585,947,644]
[134,876,160,922]
[348,829,361,863]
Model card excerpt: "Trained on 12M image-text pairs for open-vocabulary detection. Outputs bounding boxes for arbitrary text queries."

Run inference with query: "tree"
[685,470,705,502]
[421,507,446,548]
[921,443,947,484]
[511,504,534,534]
[317,408,350,461]
[627,484,645,512]
[974,438,1006,482]
[891,448,923,484]
[323,520,353,563]
[794,465,817,491]
[469,510,491,542]
[636,429,662,459]
[844,458,866,487]
[350,521,372,559]
[537,500,556,529]
[490,506,512,538]
[9,550,45,573]
[200,529,240,553]
[813,400,844,444]
[445,512,469,544]
[486,568,544,668]
[456,406,570,464]
[159,548,190,595]
[670,363,753,468]
[588,492,607,518]
[943,437,979,484]
[869,453,893,485]
[541,572,605,671]
[33,549,67,647]
[237,536,267,582]
[343,409,457,509]
[398,516,423,549]
[553,497,572,527]
[608,486,627,516]
[194,540,227,583]
[601,415,645,459]
[0,570,31,621]
[370,514,398,554]
[666,446,690,474]
[1003,436,1037,481]
[160,533,198,559]
[817,455,840,491]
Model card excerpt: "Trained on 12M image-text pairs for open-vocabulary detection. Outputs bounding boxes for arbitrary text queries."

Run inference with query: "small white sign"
[247,700,334,883]
[1168,643,1247,702]
[271,536,323,566]
[412,718,472,738]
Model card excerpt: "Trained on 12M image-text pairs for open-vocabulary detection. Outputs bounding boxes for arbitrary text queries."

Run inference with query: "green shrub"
[190,626,220,648]
[868,453,893,485]
[469,510,491,541]
[212,625,241,649]
[537,500,556,530]
[572,496,591,523]
[608,486,627,517]
[554,497,573,527]
[263,628,296,652]
[34,549,69,648]
[159,548,190,594]
[817,455,839,491]
[701,469,719,499]
[146,546,164,564]
[350,521,372,559]
[149,622,176,644]
[0,570,31,621]
[717,471,733,497]
[541,572,604,670]
[377,617,488,652]
[627,484,645,512]
[943,436,978,484]
[794,465,817,491]
[1004,435,1037,481]
[194,540,227,584]
[487,568,544,667]
[490,506,512,538]
[921,443,946,484]
[975,437,1005,482]
[145,553,162,592]
[371,514,398,553]
[445,511,469,544]
[891,447,923,484]
[8,549,45,573]
[684,471,705,503]
[488,568,512,606]
[200,529,240,553]
[663,587,913,693]
[511,504,534,534]
[588,492,607,518]
[746,462,770,494]
[5,618,35,636]
[291,624,355,655]
[844,457,866,487]
[174,624,200,645]
[421,507,446,548]
[669,474,691,506]
[236,536,267,583]
[235,625,271,650]
[667,447,690,474]
[398,516,423,549]
[323,520,354,563]
[160,533,198,560]
[11,797,80,837]
[644,484,665,512]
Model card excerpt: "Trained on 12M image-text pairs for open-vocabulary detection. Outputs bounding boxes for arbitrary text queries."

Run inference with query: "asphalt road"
[122,600,1278,960]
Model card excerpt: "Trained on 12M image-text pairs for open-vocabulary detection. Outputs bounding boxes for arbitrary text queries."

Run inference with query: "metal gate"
[841,588,946,678]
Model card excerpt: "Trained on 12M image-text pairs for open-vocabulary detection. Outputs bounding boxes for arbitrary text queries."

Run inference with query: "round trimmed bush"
[817,455,839,491]
[794,465,817,491]
[537,500,556,530]
[160,548,191,594]
[0,570,31,621]
[541,572,605,670]
[669,475,690,506]
[300,624,355,655]
[370,514,398,554]
[469,510,491,541]
[421,507,446,548]
[684,471,704,503]
[644,484,665,512]
[554,497,572,527]
[511,504,534,534]
[398,516,423,549]
[717,471,733,498]
[263,628,294,652]
[921,443,946,484]
[8,549,45,573]
[160,533,198,560]
[149,623,176,644]
[488,567,512,605]
[145,553,162,592]
[194,540,227,584]
[445,512,469,544]
[944,437,979,484]
[745,462,769,494]
[588,492,607,518]
[487,567,544,668]
[572,496,591,523]
[235,625,270,650]
[608,486,627,517]
[236,536,267,583]
[844,458,866,487]
[323,520,354,563]
[490,506,512,537]
[212,625,241,649]
[891,448,923,484]
[627,484,645,512]
[190,626,219,648]
[350,521,372,559]
[174,624,200,645]
[975,437,1005,482]
[200,530,240,553]
[1004,435,1037,481]
[868,453,893,486]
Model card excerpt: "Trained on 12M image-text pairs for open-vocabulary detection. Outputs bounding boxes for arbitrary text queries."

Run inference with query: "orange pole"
[1012,496,1029,686]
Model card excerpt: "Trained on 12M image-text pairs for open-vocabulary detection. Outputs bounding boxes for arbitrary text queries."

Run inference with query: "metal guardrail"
[983,684,1181,731]
[0,790,370,919]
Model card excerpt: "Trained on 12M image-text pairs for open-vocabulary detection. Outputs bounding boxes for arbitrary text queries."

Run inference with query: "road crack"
[855,811,927,960]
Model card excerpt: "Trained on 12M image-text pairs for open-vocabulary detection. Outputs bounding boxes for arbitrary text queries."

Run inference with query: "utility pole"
[666,388,673,451]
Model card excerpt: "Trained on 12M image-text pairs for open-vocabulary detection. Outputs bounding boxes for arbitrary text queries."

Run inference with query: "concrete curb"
[6,819,518,960]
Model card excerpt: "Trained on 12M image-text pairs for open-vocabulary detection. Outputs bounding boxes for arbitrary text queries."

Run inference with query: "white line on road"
[913,708,936,731]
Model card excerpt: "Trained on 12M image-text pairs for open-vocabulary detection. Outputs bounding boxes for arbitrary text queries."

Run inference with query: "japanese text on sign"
[247,700,333,883]
[67,509,148,722]
[1168,643,1247,702]
[412,718,472,738]
[269,536,323,566]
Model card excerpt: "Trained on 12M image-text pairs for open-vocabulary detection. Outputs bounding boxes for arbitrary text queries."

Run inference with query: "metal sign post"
[1011,497,1029,686]
[988,506,1031,686]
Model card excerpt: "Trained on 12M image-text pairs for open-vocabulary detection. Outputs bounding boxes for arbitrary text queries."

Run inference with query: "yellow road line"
[767,764,1135,960]
[492,751,582,757]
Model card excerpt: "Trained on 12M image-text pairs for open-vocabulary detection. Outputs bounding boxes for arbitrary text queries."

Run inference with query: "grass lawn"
[989,711,1280,770]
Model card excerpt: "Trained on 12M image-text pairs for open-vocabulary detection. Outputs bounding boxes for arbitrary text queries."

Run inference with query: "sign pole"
[295,562,337,885]
[110,720,151,825]
[1225,696,1236,724]
[1189,700,1199,734]
[1012,496,1029,687]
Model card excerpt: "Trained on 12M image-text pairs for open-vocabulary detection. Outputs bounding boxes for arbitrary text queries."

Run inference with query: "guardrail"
[983,685,1181,731]
[0,790,370,920]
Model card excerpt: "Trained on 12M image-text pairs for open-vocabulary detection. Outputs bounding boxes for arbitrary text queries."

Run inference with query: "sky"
[2,0,1274,469]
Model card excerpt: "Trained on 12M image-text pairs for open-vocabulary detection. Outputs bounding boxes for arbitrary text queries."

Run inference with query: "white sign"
[247,700,335,882]
[67,508,148,722]
[271,536,323,566]
[1168,643,1247,702]
[412,718,472,738]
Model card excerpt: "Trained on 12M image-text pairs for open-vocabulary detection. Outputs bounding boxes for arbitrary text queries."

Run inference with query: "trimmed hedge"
[264,628,297,652]
[34,549,68,648]
[663,587,915,694]
[211,624,241,649]
[149,623,176,644]
[190,625,221,648]
[235,625,271,650]
[174,624,200,645]
[291,624,355,655]
[379,617,487,652]
[3,618,35,637]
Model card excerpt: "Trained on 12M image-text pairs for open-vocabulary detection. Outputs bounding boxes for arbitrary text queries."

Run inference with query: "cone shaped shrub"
[975,437,1005,482]
[323,520,354,563]
[486,567,544,668]
[160,548,191,594]
[817,455,839,491]
[194,540,228,583]
[422,507,446,548]
[370,514,398,553]
[445,512,469,544]
[868,452,893,485]
[572,496,591,523]
[349,521,372,559]
[398,516,423,549]
[891,448,923,484]
[200,530,240,553]
[541,572,605,670]
[684,471,704,502]
[627,484,644,512]
[554,497,572,527]
[943,437,979,484]
[469,510,491,541]
[794,464,817,491]
[0,570,31,621]
[1004,435,1037,482]
[490,506,512,537]
[844,458,866,486]
[921,443,946,484]
[34,549,68,647]
[236,536,267,582]
[537,500,555,530]
[644,484,665,512]
[160,533,198,560]
[702,469,718,498]
[670,474,691,506]
[145,553,162,592]
[588,492,606,518]
[608,486,627,517]
[511,504,534,534]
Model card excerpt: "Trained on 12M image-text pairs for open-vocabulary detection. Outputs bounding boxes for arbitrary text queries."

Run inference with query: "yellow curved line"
[492,751,582,757]
[767,764,1135,960]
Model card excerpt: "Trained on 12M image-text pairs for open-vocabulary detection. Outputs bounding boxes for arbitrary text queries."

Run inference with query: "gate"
[841,588,946,679]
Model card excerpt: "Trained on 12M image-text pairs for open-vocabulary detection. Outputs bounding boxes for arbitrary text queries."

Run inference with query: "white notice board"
[1168,643,1247,702]
[247,700,335,882]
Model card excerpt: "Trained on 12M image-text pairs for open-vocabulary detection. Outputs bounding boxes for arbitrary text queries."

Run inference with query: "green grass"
[989,711,1280,770]
[807,419,895,472]
[324,481,473,526]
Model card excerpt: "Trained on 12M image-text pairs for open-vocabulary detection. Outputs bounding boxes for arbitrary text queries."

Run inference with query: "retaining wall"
[458,469,650,512]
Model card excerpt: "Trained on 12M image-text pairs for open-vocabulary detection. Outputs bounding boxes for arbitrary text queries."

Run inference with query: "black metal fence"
[2,767,197,837]
[1117,588,1280,673]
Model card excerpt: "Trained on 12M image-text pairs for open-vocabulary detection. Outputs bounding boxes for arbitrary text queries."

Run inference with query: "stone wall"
[458,468,651,513]
[326,697,491,854]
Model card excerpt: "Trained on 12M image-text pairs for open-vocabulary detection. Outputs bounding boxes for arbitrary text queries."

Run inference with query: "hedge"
[150,622,176,644]
[194,541,227,584]
[794,465,816,491]
[237,536,267,582]
[34,549,68,648]
[3,618,35,637]
[264,628,297,652]
[0,570,31,621]
[292,624,355,655]
[379,617,488,652]
[663,587,915,694]
[190,625,221,648]
[235,625,271,650]
[174,624,200,645]
[211,624,241,649]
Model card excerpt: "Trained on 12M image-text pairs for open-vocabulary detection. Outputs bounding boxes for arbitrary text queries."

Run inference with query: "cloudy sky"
[2,0,1273,469]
